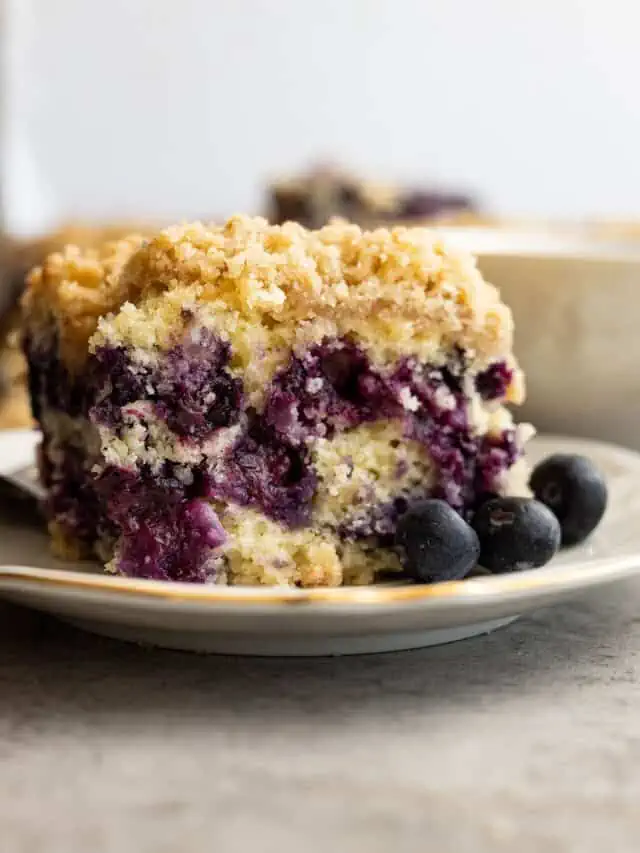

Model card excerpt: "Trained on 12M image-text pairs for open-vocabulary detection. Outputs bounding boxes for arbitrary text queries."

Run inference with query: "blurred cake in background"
[268,164,478,229]
[0,223,147,428]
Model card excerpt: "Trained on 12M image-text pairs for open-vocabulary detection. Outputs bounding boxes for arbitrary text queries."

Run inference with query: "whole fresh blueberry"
[472,496,561,573]
[530,453,607,546]
[395,499,480,583]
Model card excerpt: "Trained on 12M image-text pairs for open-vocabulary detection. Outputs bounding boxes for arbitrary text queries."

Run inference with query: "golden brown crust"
[0,223,152,425]
[22,234,146,369]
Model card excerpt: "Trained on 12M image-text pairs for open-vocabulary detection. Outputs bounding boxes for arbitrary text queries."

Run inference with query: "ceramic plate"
[0,430,637,656]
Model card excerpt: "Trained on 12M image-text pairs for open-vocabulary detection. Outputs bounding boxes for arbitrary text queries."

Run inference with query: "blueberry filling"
[396,360,476,509]
[474,430,520,499]
[265,339,400,445]
[24,332,89,420]
[205,415,317,528]
[475,361,513,401]
[26,325,522,582]
[266,345,518,522]
[88,345,150,427]
[40,434,106,548]
[96,464,225,583]
[339,495,421,546]
[91,329,242,439]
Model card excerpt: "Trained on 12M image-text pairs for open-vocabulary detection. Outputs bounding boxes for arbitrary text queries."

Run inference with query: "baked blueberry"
[530,454,607,546]
[395,499,480,583]
[472,496,561,573]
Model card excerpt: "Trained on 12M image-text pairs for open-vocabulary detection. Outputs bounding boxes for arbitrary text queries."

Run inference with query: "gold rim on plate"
[0,552,636,606]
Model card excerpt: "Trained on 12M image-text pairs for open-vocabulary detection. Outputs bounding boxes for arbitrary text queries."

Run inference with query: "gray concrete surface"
[2,579,640,853]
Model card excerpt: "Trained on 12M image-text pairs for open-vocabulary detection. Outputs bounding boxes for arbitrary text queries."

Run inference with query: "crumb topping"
[22,234,146,368]
[117,215,512,356]
[23,215,515,370]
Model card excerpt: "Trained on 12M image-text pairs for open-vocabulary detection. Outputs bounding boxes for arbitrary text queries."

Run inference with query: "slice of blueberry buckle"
[23,215,568,587]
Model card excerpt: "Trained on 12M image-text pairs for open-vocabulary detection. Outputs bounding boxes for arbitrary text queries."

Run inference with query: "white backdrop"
[3,0,640,234]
